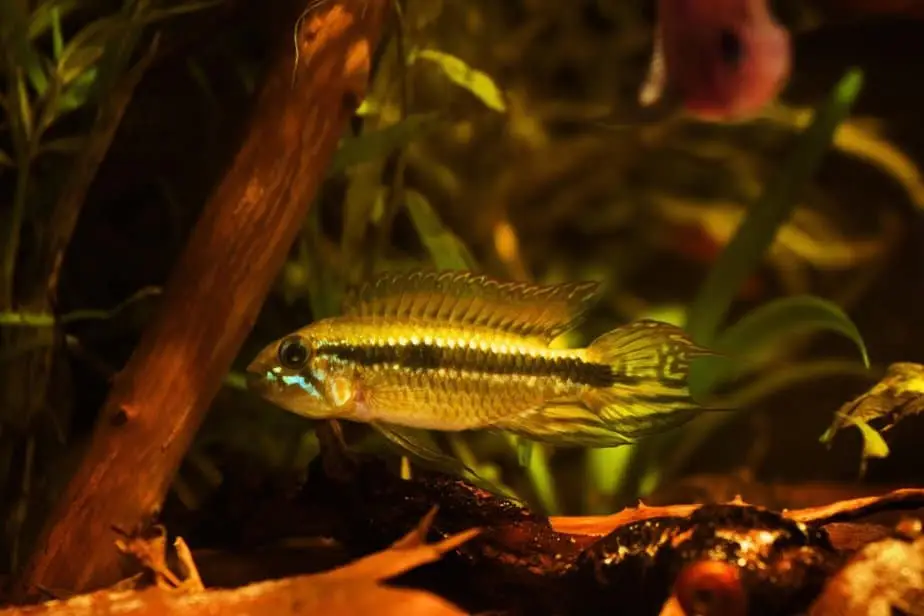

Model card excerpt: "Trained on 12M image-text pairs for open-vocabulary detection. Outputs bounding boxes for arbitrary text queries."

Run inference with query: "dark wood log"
[11,0,389,600]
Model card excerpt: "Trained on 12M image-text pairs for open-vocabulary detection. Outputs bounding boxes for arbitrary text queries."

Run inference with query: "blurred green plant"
[586,68,871,509]
[0,0,220,572]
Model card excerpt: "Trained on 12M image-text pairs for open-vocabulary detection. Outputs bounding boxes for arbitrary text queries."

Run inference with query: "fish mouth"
[244,352,277,395]
[244,368,266,392]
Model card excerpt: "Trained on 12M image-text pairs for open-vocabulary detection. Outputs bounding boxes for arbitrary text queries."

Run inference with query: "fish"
[246,270,715,452]
[639,0,792,121]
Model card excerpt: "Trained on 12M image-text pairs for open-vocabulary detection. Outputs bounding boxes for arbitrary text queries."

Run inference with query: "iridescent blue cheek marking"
[281,374,320,397]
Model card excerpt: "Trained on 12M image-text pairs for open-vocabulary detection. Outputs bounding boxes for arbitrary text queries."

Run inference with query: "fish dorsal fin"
[342,269,601,342]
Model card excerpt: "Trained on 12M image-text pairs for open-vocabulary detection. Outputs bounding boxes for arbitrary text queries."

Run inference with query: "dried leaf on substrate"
[0,510,474,615]
[821,362,924,473]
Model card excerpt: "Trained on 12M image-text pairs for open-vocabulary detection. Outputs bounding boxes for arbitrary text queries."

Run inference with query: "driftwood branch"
[1,511,475,615]
[12,0,389,599]
[547,488,924,537]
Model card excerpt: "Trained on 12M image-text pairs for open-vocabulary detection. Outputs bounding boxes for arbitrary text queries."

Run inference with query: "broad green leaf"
[686,69,864,346]
[690,295,870,399]
[404,189,478,271]
[329,113,439,175]
[410,49,507,113]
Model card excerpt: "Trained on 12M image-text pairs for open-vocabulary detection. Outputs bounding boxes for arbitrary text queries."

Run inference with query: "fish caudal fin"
[580,319,714,440]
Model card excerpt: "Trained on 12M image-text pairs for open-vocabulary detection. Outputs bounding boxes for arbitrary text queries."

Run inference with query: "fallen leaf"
[820,362,924,473]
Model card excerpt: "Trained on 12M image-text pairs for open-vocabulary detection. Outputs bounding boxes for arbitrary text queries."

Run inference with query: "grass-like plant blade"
[329,113,439,175]
[685,68,864,347]
[690,295,870,399]
[409,49,507,112]
[404,189,478,271]
[621,69,865,502]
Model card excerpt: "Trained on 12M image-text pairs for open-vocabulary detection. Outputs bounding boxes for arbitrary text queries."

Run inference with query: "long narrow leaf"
[690,295,870,399]
[686,69,864,346]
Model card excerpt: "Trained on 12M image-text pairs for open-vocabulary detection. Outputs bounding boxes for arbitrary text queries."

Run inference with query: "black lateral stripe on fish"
[316,341,618,388]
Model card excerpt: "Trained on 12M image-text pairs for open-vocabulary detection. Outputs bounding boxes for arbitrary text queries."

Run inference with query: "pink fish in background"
[639,0,792,121]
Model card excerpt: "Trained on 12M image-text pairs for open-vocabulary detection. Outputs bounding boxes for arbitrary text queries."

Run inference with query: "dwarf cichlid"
[246,270,714,450]
[640,0,792,121]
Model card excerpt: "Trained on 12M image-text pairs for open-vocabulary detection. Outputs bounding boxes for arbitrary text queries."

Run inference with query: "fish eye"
[718,29,744,68]
[277,336,310,369]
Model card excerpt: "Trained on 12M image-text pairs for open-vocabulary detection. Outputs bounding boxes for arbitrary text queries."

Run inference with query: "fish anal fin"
[580,387,699,441]
[342,269,601,342]
[494,404,637,448]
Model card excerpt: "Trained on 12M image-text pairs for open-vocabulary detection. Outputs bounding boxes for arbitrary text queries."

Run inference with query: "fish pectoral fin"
[341,269,601,343]
[370,421,477,476]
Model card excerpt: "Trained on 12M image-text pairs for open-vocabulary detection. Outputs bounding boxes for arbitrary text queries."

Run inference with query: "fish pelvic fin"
[580,319,716,440]
[371,421,475,475]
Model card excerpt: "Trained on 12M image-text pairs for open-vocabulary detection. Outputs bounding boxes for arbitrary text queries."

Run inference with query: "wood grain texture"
[12,0,388,599]
[0,580,464,616]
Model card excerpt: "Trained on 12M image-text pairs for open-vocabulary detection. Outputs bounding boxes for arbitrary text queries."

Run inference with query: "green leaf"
[1,0,49,94]
[690,295,870,399]
[524,443,561,515]
[329,113,439,175]
[56,17,124,86]
[57,68,98,114]
[404,189,478,271]
[51,5,65,60]
[410,49,507,113]
[27,0,82,41]
[686,69,864,346]
[15,73,34,142]
[852,419,890,459]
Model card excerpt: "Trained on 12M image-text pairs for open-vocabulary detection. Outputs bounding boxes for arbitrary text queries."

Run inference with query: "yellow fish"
[246,270,713,450]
